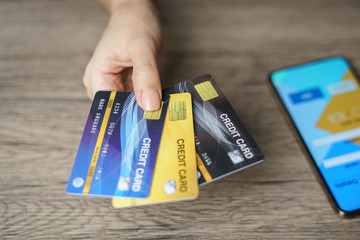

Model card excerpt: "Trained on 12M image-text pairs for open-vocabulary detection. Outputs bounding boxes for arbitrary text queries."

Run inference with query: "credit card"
[164,74,264,185]
[113,93,198,208]
[67,91,169,198]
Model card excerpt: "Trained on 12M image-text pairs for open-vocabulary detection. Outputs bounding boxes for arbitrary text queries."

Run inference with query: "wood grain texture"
[1,0,360,239]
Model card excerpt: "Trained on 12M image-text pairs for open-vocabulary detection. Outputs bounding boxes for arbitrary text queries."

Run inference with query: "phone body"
[269,56,360,217]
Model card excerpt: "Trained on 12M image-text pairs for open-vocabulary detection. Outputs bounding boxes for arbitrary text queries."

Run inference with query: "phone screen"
[270,57,360,214]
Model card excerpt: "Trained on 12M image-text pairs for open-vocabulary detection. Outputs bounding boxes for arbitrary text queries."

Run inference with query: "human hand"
[83,0,163,111]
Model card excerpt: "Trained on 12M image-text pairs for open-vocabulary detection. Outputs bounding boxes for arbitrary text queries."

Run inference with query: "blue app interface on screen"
[271,57,360,213]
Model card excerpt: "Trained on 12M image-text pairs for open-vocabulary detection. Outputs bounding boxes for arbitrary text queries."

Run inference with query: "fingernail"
[142,89,161,111]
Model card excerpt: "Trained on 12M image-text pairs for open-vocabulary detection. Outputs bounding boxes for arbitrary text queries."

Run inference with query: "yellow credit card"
[112,93,198,208]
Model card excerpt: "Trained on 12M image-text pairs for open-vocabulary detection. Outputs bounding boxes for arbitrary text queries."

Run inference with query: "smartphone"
[269,56,360,217]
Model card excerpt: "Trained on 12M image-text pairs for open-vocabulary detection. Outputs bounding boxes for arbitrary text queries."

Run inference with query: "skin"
[83,0,162,111]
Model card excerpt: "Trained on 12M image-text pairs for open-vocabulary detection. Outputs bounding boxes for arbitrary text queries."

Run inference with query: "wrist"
[110,0,152,14]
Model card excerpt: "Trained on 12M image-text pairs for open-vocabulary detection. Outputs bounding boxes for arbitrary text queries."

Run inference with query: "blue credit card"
[67,91,169,198]
[164,74,264,185]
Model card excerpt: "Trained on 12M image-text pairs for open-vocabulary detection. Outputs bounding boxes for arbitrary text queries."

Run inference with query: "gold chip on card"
[194,81,219,101]
[169,101,187,121]
[143,101,163,120]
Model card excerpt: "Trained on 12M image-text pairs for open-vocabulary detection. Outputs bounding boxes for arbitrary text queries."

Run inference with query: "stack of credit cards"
[67,74,264,208]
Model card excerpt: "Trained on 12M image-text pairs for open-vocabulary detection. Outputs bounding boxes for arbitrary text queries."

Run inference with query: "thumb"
[130,40,162,111]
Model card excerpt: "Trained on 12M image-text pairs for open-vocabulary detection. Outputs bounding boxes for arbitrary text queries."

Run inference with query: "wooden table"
[1,0,360,239]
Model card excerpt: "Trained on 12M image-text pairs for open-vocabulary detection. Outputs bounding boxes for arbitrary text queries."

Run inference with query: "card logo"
[72,177,84,188]
[164,180,177,194]
[227,149,244,164]
[117,177,131,191]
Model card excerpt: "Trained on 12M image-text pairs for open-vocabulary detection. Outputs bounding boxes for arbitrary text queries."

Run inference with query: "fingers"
[83,41,161,111]
[83,60,125,99]
[130,39,162,111]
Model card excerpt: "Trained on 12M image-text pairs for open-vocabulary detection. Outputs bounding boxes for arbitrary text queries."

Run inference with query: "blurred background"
[1,0,360,239]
